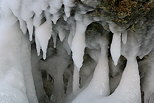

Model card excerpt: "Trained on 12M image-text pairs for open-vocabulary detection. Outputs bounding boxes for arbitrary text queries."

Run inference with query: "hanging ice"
[63,0,74,17]
[19,19,27,34]
[72,35,110,103]
[35,21,52,59]
[122,30,127,44]
[109,23,123,66]
[49,0,62,24]
[71,14,92,70]
[27,19,33,41]
[57,27,66,42]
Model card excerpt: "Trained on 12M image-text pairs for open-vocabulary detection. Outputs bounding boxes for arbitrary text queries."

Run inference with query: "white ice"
[71,14,92,70]
[72,35,110,103]
[35,21,52,59]
[122,30,127,44]
[63,0,74,17]
[109,23,123,65]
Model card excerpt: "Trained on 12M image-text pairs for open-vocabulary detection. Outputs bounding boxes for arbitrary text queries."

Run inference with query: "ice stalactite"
[49,0,62,24]
[122,30,127,44]
[109,22,124,66]
[19,20,27,34]
[35,21,52,59]
[71,14,92,93]
[20,0,34,39]
[35,35,41,56]
[33,14,43,27]
[72,35,109,103]
[63,0,74,18]
[27,19,34,41]
[57,26,66,42]
[71,14,92,70]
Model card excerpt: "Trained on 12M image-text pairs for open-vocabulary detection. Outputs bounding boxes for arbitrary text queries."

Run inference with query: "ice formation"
[0,0,153,103]
[35,21,52,59]
[109,22,124,66]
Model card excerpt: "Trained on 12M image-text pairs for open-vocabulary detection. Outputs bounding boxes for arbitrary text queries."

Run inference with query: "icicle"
[71,21,86,70]
[26,19,33,41]
[63,15,68,21]
[35,21,52,59]
[33,14,42,27]
[35,36,41,56]
[71,14,92,70]
[19,19,27,34]
[58,27,65,41]
[109,23,123,66]
[51,13,60,24]
[122,30,127,44]
[63,0,74,18]
[110,33,121,65]
[20,0,34,21]
[49,0,62,14]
